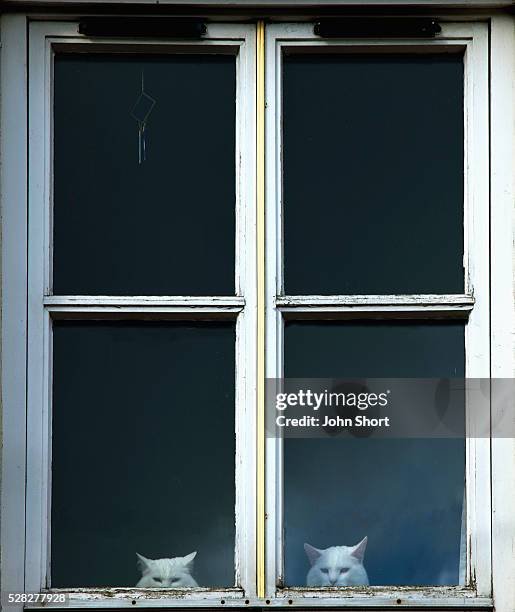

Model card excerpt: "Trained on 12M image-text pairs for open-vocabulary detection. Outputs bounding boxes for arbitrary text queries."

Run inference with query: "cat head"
[304,537,368,587]
[136,552,198,588]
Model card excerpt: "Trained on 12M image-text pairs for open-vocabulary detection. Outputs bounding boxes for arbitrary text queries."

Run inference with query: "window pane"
[283,54,464,295]
[53,54,236,296]
[52,322,235,588]
[284,321,465,586]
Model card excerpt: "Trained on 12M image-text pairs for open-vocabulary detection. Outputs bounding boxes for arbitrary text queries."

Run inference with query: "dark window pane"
[284,321,465,586]
[285,320,464,378]
[53,55,236,295]
[283,54,464,295]
[52,322,235,587]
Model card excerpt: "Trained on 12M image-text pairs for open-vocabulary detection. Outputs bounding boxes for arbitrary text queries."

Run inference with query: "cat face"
[304,537,369,587]
[136,552,199,588]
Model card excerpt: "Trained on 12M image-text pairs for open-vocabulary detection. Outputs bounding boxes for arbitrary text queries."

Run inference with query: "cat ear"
[304,543,323,566]
[136,553,151,572]
[182,551,197,569]
[351,537,368,562]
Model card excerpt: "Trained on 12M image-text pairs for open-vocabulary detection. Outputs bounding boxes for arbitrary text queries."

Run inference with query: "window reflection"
[51,322,235,588]
[284,321,465,586]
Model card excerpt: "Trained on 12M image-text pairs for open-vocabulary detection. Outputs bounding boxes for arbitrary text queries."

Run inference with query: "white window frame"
[264,22,492,607]
[24,20,258,606]
[2,11,515,612]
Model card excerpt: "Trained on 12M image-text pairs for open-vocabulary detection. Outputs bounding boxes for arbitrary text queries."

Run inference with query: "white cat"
[136,552,199,588]
[304,537,369,587]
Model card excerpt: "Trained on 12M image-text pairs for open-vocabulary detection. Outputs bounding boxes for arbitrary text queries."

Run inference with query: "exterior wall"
[1,5,515,611]
[1,0,514,5]
[490,14,515,612]
[1,12,28,599]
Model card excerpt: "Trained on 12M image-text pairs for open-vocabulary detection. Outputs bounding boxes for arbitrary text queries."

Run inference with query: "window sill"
[23,589,493,610]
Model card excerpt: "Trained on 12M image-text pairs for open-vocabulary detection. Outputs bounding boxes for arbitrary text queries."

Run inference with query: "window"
[25,22,256,601]
[1,11,514,612]
[263,22,491,604]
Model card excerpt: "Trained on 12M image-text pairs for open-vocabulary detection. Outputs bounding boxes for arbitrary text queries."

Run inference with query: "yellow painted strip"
[256,19,266,600]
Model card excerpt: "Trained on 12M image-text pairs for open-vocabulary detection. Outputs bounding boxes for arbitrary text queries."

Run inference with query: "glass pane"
[284,321,465,586]
[51,322,235,588]
[53,54,236,296]
[283,54,464,295]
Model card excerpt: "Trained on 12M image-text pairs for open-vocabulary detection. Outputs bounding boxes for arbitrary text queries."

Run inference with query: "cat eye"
[340,568,350,574]
[153,578,162,583]
[320,568,329,574]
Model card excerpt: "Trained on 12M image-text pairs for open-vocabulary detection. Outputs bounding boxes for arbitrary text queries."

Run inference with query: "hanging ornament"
[130,70,156,164]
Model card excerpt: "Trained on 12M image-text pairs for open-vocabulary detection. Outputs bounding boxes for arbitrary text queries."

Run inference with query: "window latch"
[314,18,441,39]
[78,17,207,39]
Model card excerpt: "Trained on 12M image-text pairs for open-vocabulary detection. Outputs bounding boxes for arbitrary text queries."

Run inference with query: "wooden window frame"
[24,20,257,607]
[264,21,492,608]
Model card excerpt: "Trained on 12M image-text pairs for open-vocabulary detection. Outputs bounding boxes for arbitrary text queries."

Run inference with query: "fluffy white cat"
[136,552,198,588]
[304,537,369,587]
